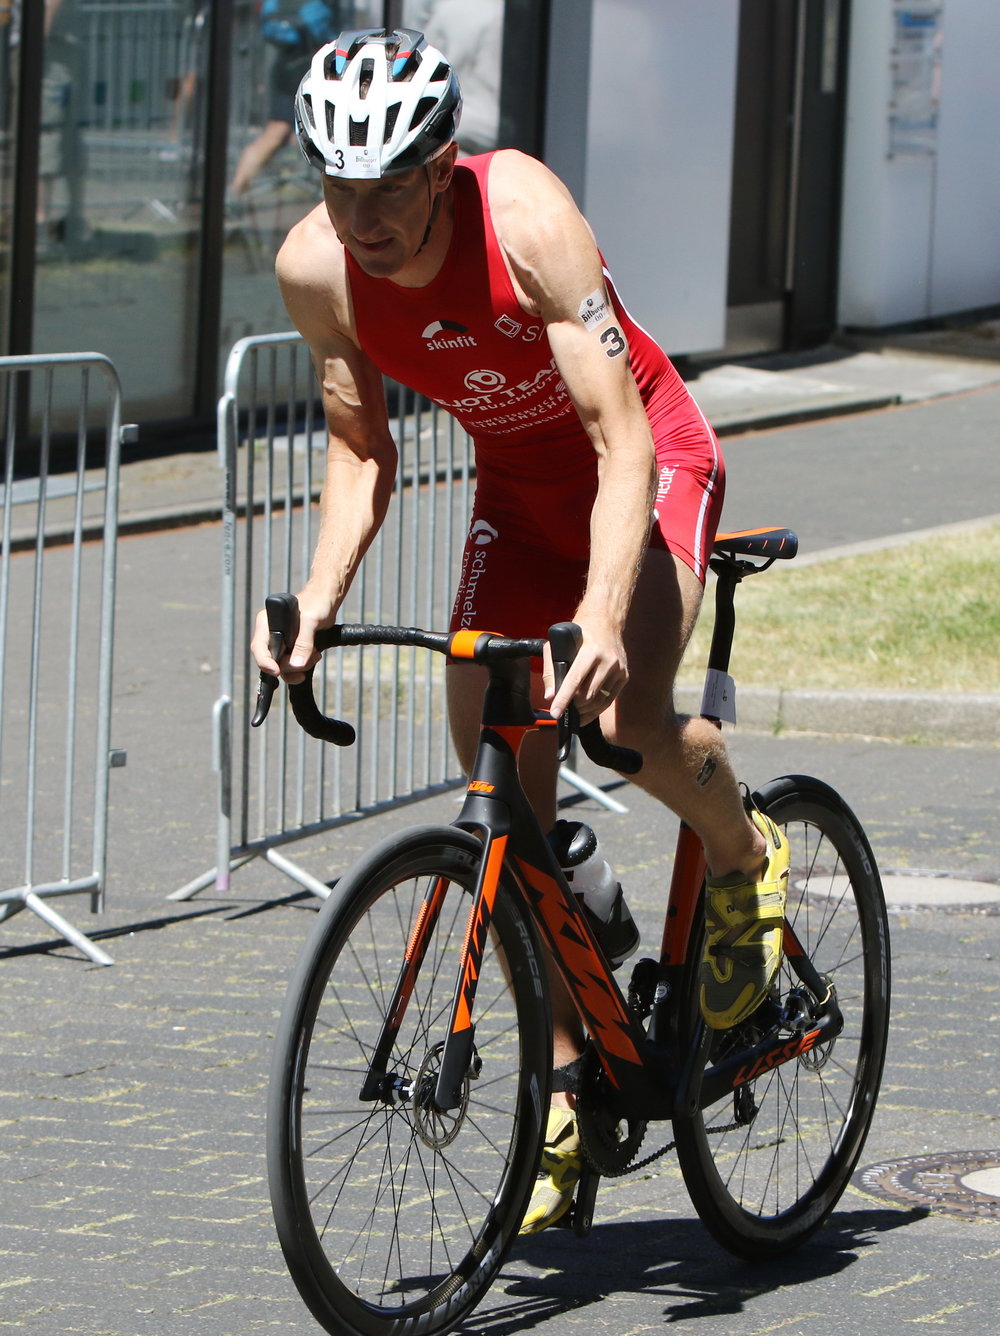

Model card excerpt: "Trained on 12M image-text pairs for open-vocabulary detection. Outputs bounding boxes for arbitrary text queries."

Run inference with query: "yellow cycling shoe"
[699,807,790,1030]
[518,1105,581,1235]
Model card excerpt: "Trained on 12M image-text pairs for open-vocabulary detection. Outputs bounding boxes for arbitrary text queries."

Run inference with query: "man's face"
[323,162,442,278]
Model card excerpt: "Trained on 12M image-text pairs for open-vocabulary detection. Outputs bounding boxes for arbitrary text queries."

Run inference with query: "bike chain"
[579,1115,745,1179]
[574,969,751,1178]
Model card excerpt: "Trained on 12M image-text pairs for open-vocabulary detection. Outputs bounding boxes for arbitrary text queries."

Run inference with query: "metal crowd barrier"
[171,332,476,901]
[0,354,128,965]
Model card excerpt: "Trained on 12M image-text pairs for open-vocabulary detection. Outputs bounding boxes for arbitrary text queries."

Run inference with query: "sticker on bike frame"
[701,668,737,725]
[579,289,610,328]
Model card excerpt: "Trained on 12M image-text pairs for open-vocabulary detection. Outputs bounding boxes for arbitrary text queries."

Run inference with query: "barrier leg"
[558,764,630,814]
[21,891,114,966]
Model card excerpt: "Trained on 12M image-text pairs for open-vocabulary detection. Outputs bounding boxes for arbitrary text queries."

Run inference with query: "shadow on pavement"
[0,888,317,961]
[462,1206,930,1333]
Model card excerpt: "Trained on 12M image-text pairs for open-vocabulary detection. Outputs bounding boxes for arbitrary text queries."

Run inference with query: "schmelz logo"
[470,519,499,546]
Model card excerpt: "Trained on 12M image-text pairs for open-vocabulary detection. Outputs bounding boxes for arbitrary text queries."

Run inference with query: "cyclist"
[250,27,790,1234]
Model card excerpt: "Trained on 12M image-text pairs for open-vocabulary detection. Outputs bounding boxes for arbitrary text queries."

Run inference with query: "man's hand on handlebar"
[250,588,334,685]
[544,609,628,725]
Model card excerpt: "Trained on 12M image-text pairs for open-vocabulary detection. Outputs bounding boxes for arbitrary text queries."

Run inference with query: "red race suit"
[344,152,724,638]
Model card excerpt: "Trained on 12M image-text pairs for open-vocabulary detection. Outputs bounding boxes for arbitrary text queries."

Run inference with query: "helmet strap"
[414,166,442,258]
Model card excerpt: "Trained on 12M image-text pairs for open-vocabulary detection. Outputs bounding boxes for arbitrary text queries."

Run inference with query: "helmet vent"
[383,103,400,143]
[349,116,370,147]
[410,96,438,132]
[431,62,449,82]
[359,57,375,97]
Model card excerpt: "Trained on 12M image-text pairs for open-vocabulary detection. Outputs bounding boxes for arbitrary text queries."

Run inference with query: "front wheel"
[674,775,891,1259]
[267,825,551,1336]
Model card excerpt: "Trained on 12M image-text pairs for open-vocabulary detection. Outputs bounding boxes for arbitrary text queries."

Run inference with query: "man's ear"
[431,142,460,193]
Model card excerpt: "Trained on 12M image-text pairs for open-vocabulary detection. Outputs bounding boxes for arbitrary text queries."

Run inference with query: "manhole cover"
[794,872,1000,915]
[855,1151,1000,1219]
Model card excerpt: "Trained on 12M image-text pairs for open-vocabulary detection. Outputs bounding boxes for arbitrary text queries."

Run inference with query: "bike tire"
[673,775,891,1259]
[267,824,551,1336]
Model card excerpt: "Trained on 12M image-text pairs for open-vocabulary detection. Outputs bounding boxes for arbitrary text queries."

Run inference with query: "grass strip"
[678,524,1000,694]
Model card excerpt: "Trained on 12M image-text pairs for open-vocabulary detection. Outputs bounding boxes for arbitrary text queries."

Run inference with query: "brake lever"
[250,592,300,728]
[547,621,582,763]
[545,620,642,774]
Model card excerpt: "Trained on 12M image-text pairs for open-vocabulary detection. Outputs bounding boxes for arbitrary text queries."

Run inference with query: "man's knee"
[600,693,684,756]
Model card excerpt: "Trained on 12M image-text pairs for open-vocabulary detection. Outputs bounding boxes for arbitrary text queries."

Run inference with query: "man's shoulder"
[277,204,343,285]
[481,151,584,269]
[483,150,576,224]
[482,149,560,195]
[276,204,355,340]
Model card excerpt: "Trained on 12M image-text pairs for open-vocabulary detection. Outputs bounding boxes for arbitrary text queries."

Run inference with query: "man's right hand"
[249,591,334,685]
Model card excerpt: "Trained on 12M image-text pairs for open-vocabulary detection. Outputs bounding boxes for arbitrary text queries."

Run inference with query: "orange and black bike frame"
[261,528,844,1124]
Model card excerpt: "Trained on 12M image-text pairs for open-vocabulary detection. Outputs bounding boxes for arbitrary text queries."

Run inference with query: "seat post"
[706,557,741,678]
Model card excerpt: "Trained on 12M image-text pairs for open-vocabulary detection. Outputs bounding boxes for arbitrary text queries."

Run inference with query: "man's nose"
[351,197,384,239]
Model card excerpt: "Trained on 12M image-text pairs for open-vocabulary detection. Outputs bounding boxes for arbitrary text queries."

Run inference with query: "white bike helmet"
[294,27,462,180]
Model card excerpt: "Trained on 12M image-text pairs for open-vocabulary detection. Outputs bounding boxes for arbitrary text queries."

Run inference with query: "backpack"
[260,0,337,50]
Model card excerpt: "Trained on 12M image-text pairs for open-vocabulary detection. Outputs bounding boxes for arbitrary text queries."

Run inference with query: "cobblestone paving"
[2,768,998,1336]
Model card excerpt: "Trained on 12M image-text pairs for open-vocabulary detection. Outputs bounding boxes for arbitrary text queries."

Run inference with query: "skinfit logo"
[422,319,477,350]
[470,520,499,546]
[464,369,506,393]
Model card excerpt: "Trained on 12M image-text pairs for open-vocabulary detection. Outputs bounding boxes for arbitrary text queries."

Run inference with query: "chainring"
[576,1049,648,1178]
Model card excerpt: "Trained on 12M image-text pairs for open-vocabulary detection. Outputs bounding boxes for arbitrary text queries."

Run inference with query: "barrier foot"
[558,765,629,814]
[21,892,114,966]
[265,848,332,900]
[167,866,221,902]
[167,854,255,901]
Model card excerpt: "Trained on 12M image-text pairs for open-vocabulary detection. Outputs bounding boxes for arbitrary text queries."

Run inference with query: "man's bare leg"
[447,550,767,1094]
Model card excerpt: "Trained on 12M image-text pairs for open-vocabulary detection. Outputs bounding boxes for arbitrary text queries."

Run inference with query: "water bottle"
[548,819,639,968]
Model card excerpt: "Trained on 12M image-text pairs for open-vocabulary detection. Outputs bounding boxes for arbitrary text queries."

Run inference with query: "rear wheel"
[674,776,891,1258]
[267,825,551,1336]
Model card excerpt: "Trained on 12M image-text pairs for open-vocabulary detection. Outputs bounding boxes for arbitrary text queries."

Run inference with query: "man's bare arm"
[250,214,399,680]
[489,152,657,718]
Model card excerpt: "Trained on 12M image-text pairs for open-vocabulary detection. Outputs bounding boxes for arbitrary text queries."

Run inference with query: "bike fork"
[434,831,508,1111]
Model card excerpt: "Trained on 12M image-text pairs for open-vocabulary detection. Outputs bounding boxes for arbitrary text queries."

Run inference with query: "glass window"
[0,0,16,344]
[404,0,503,155]
[32,0,209,419]
[219,2,383,374]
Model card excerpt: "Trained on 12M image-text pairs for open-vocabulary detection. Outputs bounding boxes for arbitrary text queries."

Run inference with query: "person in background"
[419,0,502,154]
[38,0,88,250]
[230,0,341,198]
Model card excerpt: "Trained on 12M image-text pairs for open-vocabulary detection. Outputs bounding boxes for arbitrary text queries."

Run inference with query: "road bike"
[254,526,891,1336]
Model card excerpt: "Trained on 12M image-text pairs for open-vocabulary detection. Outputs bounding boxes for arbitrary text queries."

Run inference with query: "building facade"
[1,0,997,434]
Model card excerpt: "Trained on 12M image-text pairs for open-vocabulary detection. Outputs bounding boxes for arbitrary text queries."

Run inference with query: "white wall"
[839,0,1000,327]
[545,0,740,355]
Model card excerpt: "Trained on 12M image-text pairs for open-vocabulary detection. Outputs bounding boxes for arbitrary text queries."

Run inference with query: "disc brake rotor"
[411,1042,469,1149]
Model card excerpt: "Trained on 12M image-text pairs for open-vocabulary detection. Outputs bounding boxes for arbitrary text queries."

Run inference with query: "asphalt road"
[0,385,998,1334]
[718,382,999,551]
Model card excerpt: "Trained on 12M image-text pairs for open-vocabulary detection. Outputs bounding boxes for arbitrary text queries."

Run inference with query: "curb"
[705,391,900,436]
[674,685,1000,746]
